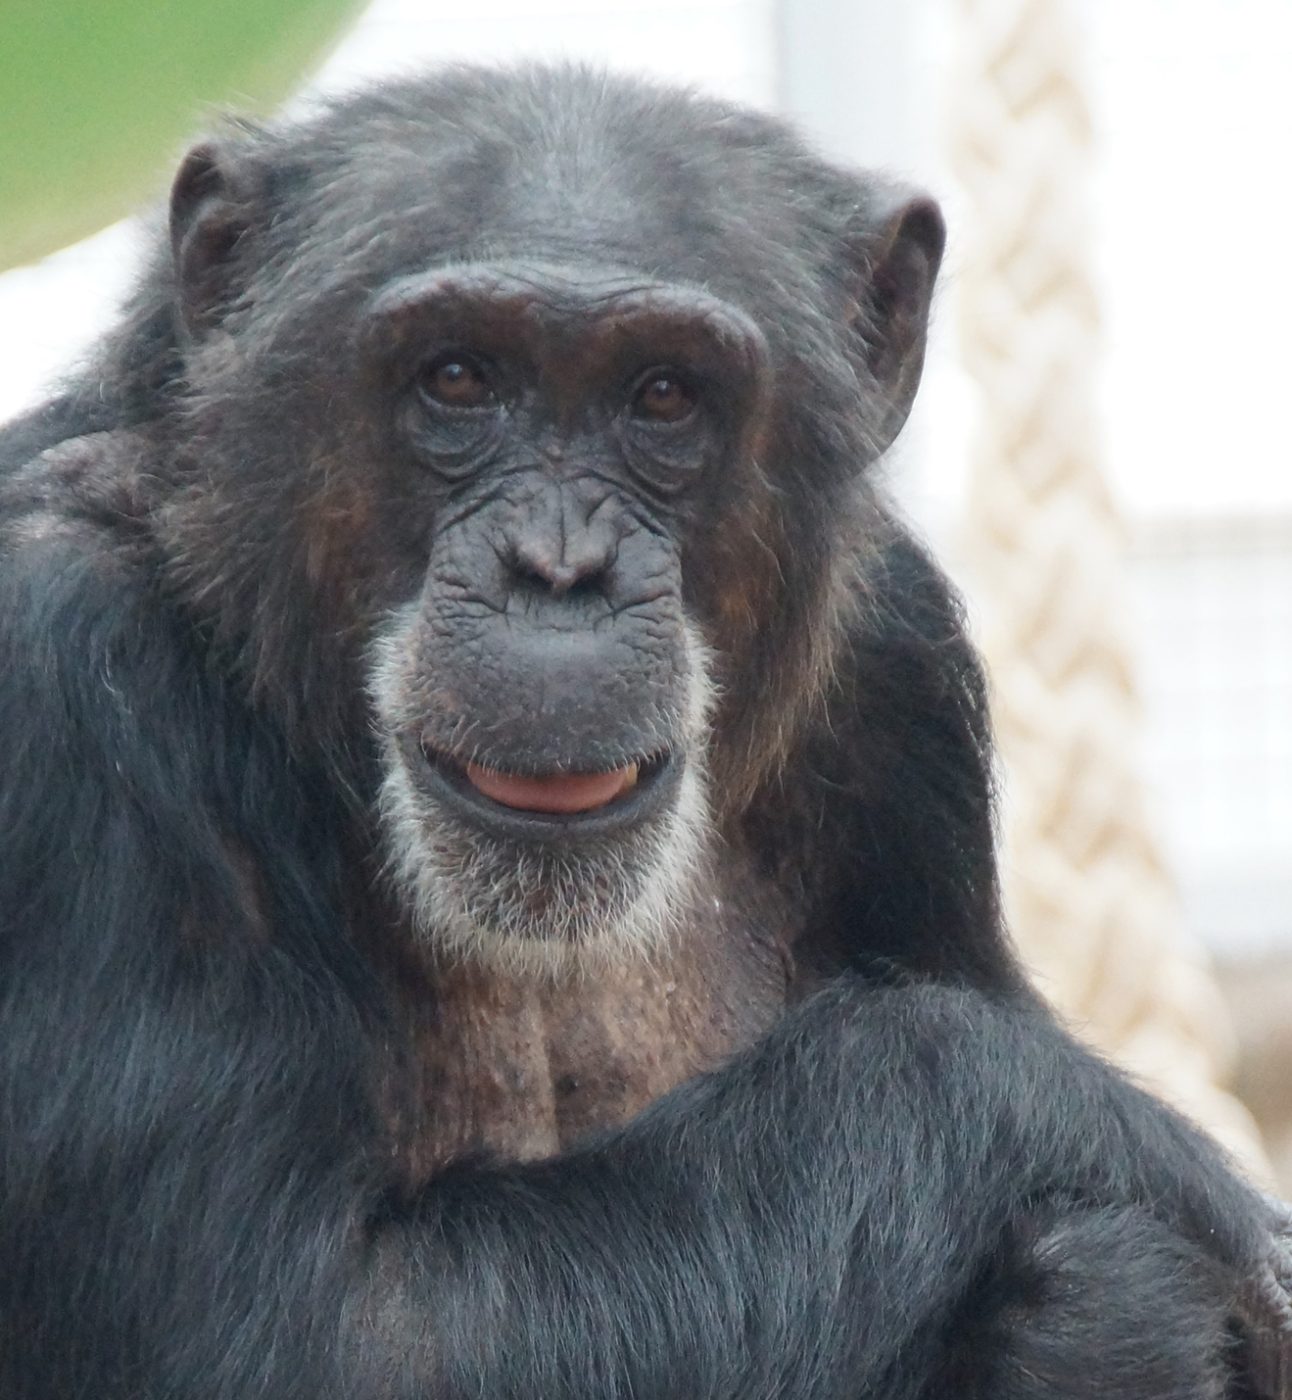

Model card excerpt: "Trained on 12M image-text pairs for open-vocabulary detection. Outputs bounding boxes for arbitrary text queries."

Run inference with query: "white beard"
[369,608,717,978]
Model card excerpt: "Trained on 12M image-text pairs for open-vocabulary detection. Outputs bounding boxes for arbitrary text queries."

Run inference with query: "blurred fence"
[1130,514,1292,958]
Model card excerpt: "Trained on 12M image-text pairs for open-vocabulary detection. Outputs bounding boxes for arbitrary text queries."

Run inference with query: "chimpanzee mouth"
[405,737,679,840]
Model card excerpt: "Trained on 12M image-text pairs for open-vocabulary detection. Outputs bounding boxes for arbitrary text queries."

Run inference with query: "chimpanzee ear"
[843,184,947,453]
[170,141,268,333]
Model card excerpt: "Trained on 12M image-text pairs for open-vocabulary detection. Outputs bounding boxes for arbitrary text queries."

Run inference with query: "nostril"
[550,565,605,598]
[509,551,556,592]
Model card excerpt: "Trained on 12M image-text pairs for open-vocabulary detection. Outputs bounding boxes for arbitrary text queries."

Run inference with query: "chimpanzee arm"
[754,520,1292,1375]
[369,982,1286,1400]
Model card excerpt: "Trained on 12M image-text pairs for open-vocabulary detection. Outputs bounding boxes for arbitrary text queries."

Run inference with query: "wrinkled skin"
[0,65,1288,1400]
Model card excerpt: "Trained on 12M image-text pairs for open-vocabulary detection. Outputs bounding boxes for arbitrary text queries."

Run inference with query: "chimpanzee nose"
[504,499,617,596]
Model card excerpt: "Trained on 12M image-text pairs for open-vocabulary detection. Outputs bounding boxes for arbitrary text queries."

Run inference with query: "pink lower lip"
[463,761,640,814]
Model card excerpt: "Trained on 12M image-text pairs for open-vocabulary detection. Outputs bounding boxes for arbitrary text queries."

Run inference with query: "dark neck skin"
[352,842,797,1183]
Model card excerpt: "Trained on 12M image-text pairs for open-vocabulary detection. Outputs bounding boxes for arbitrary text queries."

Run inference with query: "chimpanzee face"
[162,72,942,973]
[365,261,771,970]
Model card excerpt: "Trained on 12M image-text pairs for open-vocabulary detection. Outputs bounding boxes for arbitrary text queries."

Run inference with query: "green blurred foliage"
[0,0,365,270]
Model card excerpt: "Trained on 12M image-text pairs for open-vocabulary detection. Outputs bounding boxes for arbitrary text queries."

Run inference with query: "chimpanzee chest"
[373,887,795,1183]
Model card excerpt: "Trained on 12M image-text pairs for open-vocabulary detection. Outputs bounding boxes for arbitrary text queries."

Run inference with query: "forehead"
[318,146,705,273]
[294,89,817,299]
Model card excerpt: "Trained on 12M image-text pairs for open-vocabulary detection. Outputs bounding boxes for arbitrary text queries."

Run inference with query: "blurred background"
[1,0,1288,1186]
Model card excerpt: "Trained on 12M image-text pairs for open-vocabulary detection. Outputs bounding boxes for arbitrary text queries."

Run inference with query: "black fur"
[0,65,1287,1399]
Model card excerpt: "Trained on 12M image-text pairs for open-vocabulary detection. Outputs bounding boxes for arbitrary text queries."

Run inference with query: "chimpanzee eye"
[418,355,495,410]
[631,370,696,424]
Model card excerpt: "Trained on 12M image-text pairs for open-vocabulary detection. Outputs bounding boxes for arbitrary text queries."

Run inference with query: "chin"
[376,742,711,978]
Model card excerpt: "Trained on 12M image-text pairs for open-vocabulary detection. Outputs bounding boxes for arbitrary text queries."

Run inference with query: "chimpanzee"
[0,64,1288,1400]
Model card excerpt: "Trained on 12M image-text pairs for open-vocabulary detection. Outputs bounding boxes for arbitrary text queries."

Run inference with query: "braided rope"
[947,0,1268,1173]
